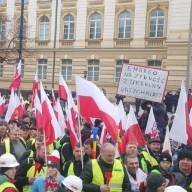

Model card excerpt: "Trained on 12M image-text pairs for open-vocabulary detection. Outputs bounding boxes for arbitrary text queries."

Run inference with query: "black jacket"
[81,158,131,192]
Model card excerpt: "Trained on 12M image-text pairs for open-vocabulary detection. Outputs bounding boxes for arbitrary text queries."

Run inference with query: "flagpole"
[76,98,84,169]
[43,130,48,164]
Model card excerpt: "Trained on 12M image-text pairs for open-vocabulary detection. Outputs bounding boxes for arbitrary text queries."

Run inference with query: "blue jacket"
[31,174,64,192]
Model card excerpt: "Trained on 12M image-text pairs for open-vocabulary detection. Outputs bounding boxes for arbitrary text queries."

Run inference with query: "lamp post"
[19,0,24,61]
[51,0,59,89]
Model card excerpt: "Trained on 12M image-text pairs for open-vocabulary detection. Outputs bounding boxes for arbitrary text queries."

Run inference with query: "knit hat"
[147,130,161,144]
[159,153,172,163]
[146,174,166,192]
[47,150,60,169]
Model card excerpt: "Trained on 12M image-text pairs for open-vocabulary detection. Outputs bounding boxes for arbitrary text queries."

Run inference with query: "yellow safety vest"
[141,151,159,172]
[23,160,47,192]
[67,162,75,176]
[92,159,124,192]
[4,138,10,154]
[0,181,18,192]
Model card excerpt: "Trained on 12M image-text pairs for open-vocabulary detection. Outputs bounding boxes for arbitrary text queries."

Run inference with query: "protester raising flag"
[76,76,119,142]
[170,81,188,144]
[145,106,157,134]
[9,60,22,90]
[124,105,145,146]
[40,82,63,144]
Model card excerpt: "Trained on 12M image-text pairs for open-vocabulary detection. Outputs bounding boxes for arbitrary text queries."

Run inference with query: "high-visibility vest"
[4,138,10,154]
[23,160,47,192]
[67,162,75,176]
[92,159,124,192]
[151,169,161,174]
[0,181,18,192]
[141,151,159,172]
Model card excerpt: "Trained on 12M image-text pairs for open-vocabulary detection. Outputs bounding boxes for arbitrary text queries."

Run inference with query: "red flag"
[0,95,5,115]
[40,83,63,144]
[9,60,21,90]
[76,76,118,142]
[125,105,145,146]
[59,75,68,100]
[34,91,42,129]
[32,73,38,107]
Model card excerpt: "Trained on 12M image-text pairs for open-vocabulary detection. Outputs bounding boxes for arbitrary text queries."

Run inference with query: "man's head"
[100,143,115,164]
[36,145,46,162]
[148,138,161,153]
[20,124,30,140]
[73,144,84,161]
[125,155,139,175]
[125,142,138,156]
[35,135,44,149]
[159,153,172,172]
[0,153,19,180]
[83,139,92,156]
[0,120,7,138]
[178,150,192,175]
[9,126,21,141]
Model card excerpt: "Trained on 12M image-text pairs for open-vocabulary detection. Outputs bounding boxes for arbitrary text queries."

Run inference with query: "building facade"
[0,0,191,97]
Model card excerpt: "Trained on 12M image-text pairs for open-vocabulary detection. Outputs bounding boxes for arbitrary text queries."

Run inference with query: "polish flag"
[32,73,39,107]
[40,82,63,144]
[59,74,68,100]
[170,81,188,144]
[34,91,42,129]
[162,127,172,156]
[52,90,56,107]
[0,94,5,115]
[76,76,118,142]
[100,124,107,144]
[117,101,127,132]
[145,106,157,134]
[5,89,15,122]
[9,60,22,90]
[11,93,25,120]
[124,105,145,146]
[54,98,66,135]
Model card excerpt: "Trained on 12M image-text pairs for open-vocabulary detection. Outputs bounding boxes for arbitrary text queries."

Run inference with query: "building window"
[64,14,74,40]
[87,59,99,81]
[115,60,123,82]
[39,16,49,41]
[148,60,162,67]
[0,64,3,77]
[0,0,6,5]
[17,17,27,39]
[149,9,164,38]
[61,59,72,80]
[118,11,131,39]
[89,13,101,40]
[38,59,47,80]
[0,18,5,41]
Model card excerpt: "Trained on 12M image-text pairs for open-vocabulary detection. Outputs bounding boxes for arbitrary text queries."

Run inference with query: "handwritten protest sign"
[117,64,169,103]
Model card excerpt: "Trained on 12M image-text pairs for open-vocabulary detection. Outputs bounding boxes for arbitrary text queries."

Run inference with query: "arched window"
[118,11,131,39]
[17,17,27,39]
[64,14,74,40]
[39,16,49,41]
[0,18,5,41]
[89,13,101,40]
[149,9,164,37]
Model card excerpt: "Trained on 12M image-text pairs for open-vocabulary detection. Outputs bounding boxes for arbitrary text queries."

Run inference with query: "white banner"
[117,64,169,103]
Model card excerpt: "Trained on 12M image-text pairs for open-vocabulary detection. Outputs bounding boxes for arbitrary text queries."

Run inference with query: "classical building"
[0,0,191,97]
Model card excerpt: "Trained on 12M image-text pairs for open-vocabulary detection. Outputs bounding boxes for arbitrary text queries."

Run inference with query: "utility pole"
[187,0,192,89]
[52,0,59,89]
[19,0,24,61]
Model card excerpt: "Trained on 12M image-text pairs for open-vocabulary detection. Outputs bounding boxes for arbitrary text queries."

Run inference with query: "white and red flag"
[40,82,63,144]
[117,101,127,133]
[124,105,145,146]
[145,106,157,134]
[162,127,172,156]
[9,60,22,90]
[0,94,5,115]
[59,75,68,100]
[76,76,118,142]
[31,73,39,107]
[5,89,15,122]
[170,81,189,144]
[34,91,42,129]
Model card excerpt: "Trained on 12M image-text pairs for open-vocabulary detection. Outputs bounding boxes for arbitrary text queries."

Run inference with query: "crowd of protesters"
[0,89,191,192]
